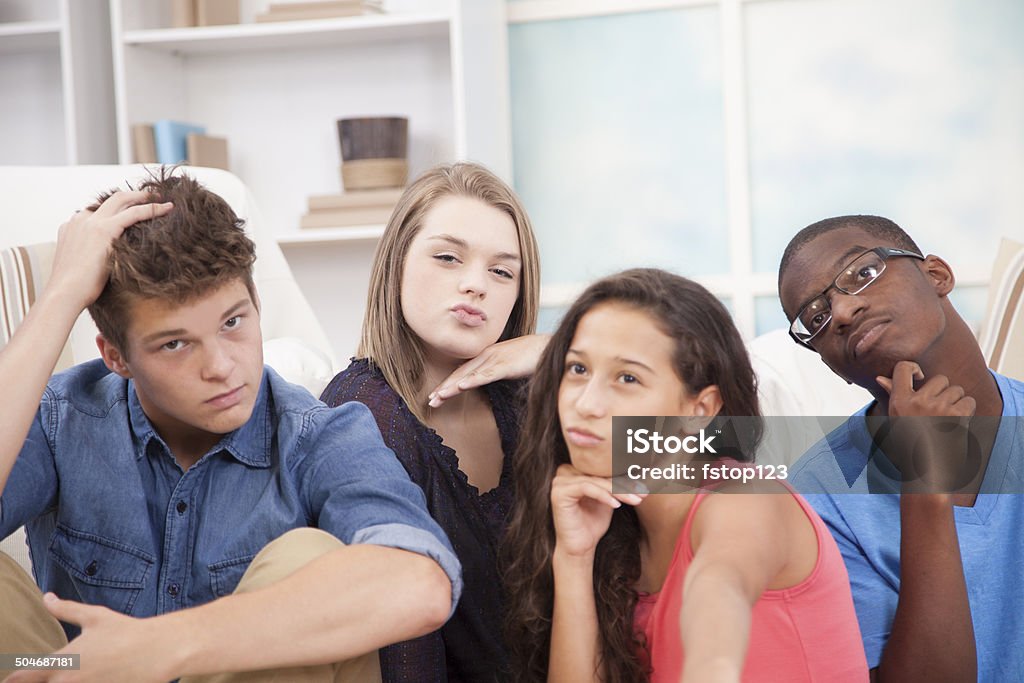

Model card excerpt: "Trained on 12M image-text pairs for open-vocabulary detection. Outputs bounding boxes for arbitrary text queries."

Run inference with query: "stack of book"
[300,188,403,229]
[132,120,229,170]
[256,0,384,22]
[171,0,239,27]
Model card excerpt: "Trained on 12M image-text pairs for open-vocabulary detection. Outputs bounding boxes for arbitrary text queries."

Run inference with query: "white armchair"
[0,164,339,574]
[0,164,338,378]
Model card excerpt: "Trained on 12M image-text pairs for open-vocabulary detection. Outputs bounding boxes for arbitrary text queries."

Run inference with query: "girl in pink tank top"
[504,269,867,682]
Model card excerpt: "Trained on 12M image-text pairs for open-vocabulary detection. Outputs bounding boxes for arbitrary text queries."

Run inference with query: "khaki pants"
[0,528,381,683]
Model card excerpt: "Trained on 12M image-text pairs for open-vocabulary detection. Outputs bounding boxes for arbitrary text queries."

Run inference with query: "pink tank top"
[633,488,868,682]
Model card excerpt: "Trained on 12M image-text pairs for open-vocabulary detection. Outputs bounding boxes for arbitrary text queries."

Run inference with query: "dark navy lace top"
[320,358,524,683]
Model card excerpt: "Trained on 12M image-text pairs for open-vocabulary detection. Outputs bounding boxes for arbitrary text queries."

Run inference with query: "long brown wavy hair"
[503,268,762,682]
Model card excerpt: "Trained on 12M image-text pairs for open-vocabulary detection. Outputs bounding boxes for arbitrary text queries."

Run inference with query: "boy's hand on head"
[2,594,174,683]
[48,191,172,309]
[428,334,550,407]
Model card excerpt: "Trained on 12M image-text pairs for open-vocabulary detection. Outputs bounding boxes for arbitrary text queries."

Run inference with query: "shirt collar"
[127,369,273,468]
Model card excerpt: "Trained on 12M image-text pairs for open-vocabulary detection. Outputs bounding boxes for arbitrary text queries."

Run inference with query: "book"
[195,0,239,26]
[269,0,378,12]
[186,133,229,170]
[171,0,195,28]
[307,188,403,212]
[300,206,394,229]
[131,124,157,164]
[256,1,383,22]
[153,120,206,164]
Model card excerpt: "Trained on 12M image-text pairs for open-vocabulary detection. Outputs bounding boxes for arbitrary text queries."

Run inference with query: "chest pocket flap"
[208,554,256,598]
[48,525,154,614]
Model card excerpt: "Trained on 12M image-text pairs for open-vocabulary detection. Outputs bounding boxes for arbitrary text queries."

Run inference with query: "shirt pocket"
[47,525,154,615]
[208,554,256,598]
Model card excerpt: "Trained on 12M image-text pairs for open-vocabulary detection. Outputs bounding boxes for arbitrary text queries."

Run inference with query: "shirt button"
[176,500,188,514]
[167,583,180,597]
[85,561,98,577]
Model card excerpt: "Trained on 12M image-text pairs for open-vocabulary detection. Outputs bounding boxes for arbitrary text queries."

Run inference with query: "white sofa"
[0,164,340,574]
[749,328,872,418]
[3,166,1021,579]
[747,328,873,467]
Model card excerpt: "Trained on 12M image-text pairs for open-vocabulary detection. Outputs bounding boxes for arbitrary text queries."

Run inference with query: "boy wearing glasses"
[781,215,1024,682]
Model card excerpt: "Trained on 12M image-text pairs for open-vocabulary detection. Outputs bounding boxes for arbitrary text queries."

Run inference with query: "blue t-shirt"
[790,371,1024,680]
[0,359,462,639]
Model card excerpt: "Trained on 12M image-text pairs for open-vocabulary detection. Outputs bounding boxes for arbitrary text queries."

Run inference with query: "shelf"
[122,12,449,54]
[277,225,385,246]
[0,20,61,52]
[110,0,509,362]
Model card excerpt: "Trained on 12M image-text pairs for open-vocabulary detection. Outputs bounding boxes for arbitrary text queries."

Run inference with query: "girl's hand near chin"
[427,334,551,407]
[550,464,645,559]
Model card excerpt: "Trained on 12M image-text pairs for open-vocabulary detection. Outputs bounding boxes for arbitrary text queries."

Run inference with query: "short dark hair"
[87,170,257,354]
[778,215,922,295]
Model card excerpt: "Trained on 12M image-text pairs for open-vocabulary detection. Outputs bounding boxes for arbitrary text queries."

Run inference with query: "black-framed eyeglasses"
[788,246,925,349]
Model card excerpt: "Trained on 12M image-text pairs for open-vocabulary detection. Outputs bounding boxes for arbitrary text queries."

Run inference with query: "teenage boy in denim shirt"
[0,173,461,682]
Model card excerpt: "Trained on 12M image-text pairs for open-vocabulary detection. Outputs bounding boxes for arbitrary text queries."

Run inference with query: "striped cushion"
[0,242,74,574]
[0,242,74,372]
[979,237,1024,382]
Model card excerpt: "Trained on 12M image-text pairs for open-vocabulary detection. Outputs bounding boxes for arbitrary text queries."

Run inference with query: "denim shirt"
[0,359,462,639]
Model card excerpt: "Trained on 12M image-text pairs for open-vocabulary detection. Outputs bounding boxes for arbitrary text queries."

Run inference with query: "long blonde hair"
[358,161,541,423]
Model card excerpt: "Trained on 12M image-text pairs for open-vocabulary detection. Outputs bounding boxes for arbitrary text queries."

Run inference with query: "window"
[508,0,1024,336]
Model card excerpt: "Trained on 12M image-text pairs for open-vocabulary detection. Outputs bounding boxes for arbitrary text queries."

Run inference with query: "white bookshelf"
[0,0,117,165]
[110,0,512,361]
[0,20,61,52]
[121,13,450,53]
[277,225,386,246]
